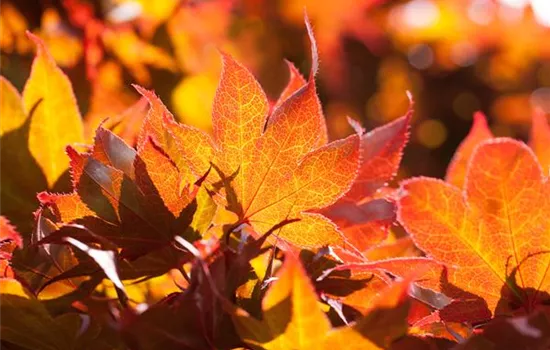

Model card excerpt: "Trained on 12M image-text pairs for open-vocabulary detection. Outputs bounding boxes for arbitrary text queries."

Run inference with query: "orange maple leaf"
[398,138,550,323]
[159,18,361,249]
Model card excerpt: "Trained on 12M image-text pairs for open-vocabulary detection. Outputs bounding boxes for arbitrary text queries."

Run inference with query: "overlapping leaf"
[387,113,550,323]
[36,125,208,286]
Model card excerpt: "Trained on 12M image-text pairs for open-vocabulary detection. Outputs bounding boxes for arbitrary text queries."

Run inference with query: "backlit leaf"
[397,138,550,323]
[342,111,411,203]
[273,60,306,110]
[23,32,84,188]
[261,255,331,348]
[165,18,361,249]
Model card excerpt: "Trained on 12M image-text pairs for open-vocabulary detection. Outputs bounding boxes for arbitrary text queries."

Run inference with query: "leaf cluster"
[2,18,550,350]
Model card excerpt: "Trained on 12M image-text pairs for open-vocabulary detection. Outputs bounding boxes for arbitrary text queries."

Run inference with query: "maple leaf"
[43,131,188,250]
[396,138,550,323]
[270,59,329,150]
[272,60,308,111]
[163,17,360,249]
[135,85,214,180]
[229,255,410,349]
[332,112,550,325]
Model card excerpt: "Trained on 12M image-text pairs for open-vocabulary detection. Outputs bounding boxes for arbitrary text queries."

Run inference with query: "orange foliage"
[3,3,550,349]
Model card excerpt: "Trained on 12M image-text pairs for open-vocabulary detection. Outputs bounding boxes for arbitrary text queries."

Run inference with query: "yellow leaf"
[22,32,84,188]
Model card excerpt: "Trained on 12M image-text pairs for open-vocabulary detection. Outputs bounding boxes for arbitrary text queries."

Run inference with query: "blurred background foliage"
[2,0,550,179]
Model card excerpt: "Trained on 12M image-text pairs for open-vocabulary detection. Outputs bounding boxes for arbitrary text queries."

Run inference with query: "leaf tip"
[347,116,365,135]
[25,30,42,45]
[303,10,319,79]
[472,111,489,129]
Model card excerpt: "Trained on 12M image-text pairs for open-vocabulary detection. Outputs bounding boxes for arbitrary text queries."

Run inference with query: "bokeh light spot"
[408,44,434,70]
[417,119,448,148]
